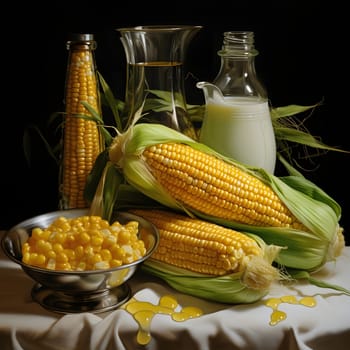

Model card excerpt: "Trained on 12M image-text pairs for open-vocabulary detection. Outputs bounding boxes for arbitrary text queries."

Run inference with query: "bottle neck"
[213,31,267,99]
[219,31,258,56]
[66,33,97,52]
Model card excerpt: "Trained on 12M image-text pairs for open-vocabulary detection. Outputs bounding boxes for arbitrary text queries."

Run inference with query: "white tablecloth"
[1,229,350,350]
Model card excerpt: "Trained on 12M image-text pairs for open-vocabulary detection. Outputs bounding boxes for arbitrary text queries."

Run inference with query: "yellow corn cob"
[130,208,262,275]
[130,208,280,291]
[61,40,103,209]
[141,142,308,231]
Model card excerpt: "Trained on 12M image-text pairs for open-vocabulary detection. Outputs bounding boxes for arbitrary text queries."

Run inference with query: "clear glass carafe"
[118,25,202,140]
[197,31,276,173]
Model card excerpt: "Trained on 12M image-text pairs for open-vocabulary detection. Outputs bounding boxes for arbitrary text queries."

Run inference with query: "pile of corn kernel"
[21,215,147,271]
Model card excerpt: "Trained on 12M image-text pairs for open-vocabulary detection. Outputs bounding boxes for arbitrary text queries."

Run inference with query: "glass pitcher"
[117,25,202,140]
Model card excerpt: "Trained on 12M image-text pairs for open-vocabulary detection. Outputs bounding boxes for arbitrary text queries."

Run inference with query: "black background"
[2,2,349,244]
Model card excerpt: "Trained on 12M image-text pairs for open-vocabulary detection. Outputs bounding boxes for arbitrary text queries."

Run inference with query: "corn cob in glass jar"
[60,33,104,209]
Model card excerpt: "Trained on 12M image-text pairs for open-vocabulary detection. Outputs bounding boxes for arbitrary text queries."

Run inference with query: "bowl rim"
[1,209,159,275]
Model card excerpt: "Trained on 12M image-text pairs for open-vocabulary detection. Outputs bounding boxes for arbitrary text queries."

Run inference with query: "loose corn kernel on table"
[0,230,349,350]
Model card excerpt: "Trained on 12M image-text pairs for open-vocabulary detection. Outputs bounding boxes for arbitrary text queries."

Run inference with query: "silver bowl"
[1,209,159,314]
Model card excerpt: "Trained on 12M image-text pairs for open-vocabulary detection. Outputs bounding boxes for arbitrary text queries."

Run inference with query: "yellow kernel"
[75,245,84,259]
[64,248,75,260]
[30,253,46,267]
[69,260,77,270]
[78,232,91,245]
[100,249,112,262]
[111,221,122,228]
[46,258,56,270]
[29,252,38,263]
[88,253,102,265]
[66,234,77,246]
[56,252,68,263]
[76,261,86,271]
[94,261,110,270]
[56,262,71,271]
[122,244,133,256]
[53,232,67,244]
[99,219,110,229]
[110,259,122,267]
[84,245,94,256]
[102,234,117,248]
[32,228,44,240]
[125,221,139,232]
[53,243,64,253]
[91,234,103,247]
[37,254,47,266]
[123,255,134,264]
[22,242,31,254]
[118,229,131,244]
[22,252,31,264]
[111,246,125,260]
[47,250,56,259]
[52,216,71,231]
[35,239,52,253]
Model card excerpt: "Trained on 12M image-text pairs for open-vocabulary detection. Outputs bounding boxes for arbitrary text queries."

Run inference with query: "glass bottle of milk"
[197,31,276,173]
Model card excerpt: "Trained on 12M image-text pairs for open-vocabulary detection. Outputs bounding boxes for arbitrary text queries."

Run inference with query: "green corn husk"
[88,113,349,296]
[142,262,269,304]
[142,260,265,304]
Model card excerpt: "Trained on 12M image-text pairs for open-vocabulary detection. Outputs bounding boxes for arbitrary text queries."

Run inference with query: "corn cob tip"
[242,245,282,290]
[327,225,345,261]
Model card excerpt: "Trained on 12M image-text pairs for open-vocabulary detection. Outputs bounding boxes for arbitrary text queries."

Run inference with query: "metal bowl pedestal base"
[31,283,131,314]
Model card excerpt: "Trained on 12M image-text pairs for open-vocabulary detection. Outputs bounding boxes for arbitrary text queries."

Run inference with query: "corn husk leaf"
[287,269,350,295]
[89,160,124,220]
[271,104,318,120]
[143,90,186,111]
[80,101,112,146]
[84,150,110,204]
[97,71,123,133]
[141,260,268,304]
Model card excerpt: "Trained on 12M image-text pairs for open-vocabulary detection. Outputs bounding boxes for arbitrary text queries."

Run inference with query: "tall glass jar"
[60,33,104,210]
[117,25,202,140]
[197,31,276,173]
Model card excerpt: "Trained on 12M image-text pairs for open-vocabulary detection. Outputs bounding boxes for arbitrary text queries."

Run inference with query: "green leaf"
[97,71,123,132]
[270,104,320,120]
[142,260,267,304]
[278,175,342,220]
[274,126,347,153]
[287,269,350,295]
[84,150,110,203]
[88,161,124,221]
